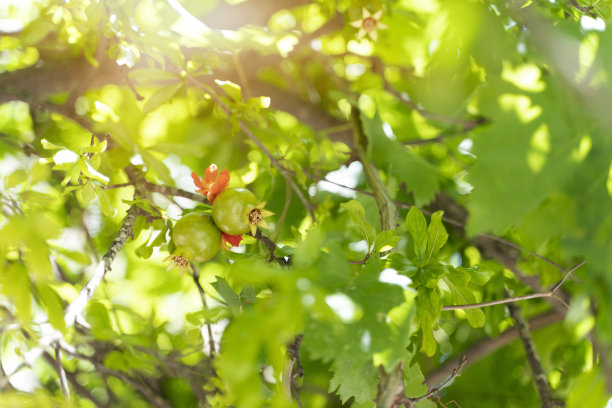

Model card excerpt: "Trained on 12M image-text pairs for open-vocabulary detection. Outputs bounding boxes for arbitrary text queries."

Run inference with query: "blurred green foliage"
[1,0,612,407]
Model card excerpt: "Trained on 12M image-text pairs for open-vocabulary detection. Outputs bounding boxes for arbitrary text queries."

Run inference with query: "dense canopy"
[1,0,612,407]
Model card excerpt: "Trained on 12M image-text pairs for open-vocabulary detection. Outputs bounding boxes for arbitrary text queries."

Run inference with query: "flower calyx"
[163,254,194,276]
[350,8,387,41]
[246,202,274,235]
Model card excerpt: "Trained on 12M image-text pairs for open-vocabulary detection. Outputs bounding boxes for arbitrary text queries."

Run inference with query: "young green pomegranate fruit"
[165,212,221,274]
[212,188,274,235]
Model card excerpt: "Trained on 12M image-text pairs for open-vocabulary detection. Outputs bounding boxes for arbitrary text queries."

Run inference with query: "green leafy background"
[1,0,611,407]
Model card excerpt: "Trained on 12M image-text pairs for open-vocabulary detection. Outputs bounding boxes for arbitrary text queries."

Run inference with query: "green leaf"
[78,157,110,184]
[94,185,117,217]
[141,150,174,186]
[211,277,241,314]
[404,362,428,398]
[215,79,242,102]
[341,200,377,250]
[442,268,485,328]
[361,111,439,206]
[329,358,377,404]
[566,369,608,408]
[81,181,96,204]
[416,288,440,356]
[40,138,63,150]
[86,301,116,340]
[186,307,231,325]
[406,207,428,265]
[426,211,448,263]
[373,229,401,253]
[386,253,418,277]
[37,284,66,334]
[459,265,494,286]
[143,83,184,114]
[1,263,31,323]
[80,139,108,154]
[239,285,257,307]
[294,224,324,267]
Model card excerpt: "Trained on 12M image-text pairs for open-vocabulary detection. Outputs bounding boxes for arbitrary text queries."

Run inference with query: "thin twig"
[506,295,555,408]
[191,266,216,356]
[54,344,71,401]
[144,182,209,204]
[548,260,586,292]
[101,183,132,190]
[402,119,487,146]
[441,261,585,311]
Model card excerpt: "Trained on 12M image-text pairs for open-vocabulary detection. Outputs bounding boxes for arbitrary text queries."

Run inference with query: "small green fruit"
[212,188,258,235]
[172,212,221,262]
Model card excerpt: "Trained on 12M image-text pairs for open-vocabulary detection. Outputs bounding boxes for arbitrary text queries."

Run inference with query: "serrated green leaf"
[373,229,401,253]
[443,269,485,328]
[406,207,428,266]
[211,277,241,314]
[143,83,183,114]
[416,288,440,356]
[426,211,448,264]
[341,200,376,250]
[239,285,257,306]
[329,358,377,404]
[404,362,428,398]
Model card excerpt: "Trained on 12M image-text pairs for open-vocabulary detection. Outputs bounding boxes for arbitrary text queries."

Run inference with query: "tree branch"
[65,166,148,326]
[248,229,291,266]
[506,297,555,408]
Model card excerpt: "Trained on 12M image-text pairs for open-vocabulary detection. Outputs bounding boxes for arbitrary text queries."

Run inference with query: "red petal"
[209,170,230,196]
[222,232,243,247]
[191,172,208,193]
[204,164,218,183]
